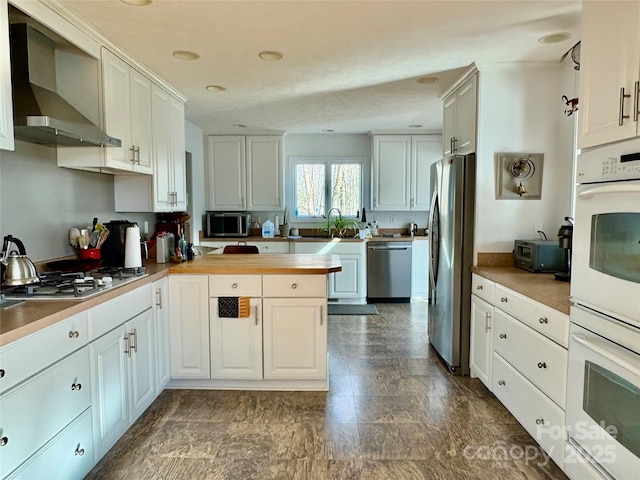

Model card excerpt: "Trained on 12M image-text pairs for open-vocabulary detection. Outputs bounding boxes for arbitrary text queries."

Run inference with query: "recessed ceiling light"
[538,32,571,44]
[172,50,199,61]
[322,129,335,133]
[258,51,284,61]
[206,85,226,92]
[120,0,152,5]
[409,125,423,128]
[233,124,247,128]
[417,76,439,85]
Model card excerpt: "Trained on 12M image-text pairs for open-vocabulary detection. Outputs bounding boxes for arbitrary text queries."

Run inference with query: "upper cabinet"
[372,134,440,211]
[578,1,640,149]
[0,0,14,151]
[102,48,153,174]
[206,135,283,211]
[442,72,477,157]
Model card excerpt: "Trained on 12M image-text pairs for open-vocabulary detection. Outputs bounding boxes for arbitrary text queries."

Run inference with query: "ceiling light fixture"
[258,51,284,61]
[120,0,152,5]
[172,50,200,61]
[417,77,439,85]
[538,32,571,44]
[206,85,226,92]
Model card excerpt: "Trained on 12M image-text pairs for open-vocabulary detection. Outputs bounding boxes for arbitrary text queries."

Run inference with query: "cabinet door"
[206,136,246,210]
[126,308,156,423]
[262,298,327,380]
[0,0,14,152]
[372,135,411,211]
[130,69,153,174]
[169,96,187,211]
[102,48,132,168]
[151,84,173,211]
[453,75,477,155]
[328,254,363,300]
[442,96,456,156]
[90,325,129,460]
[153,277,171,390]
[210,298,262,380]
[169,275,210,379]
[411,240,429,298]
[578,1,640,149]
[246,136,283,211]
[470,295,493,389]
[411,136,440,210]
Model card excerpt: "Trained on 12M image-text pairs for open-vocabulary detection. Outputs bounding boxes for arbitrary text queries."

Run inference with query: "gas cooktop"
[1,267,148,301]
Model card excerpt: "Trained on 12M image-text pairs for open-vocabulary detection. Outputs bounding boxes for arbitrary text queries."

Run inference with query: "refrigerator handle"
[427,192,437,298]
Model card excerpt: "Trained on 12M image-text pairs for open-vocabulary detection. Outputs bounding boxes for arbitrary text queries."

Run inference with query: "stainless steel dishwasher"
[367,241,412,302]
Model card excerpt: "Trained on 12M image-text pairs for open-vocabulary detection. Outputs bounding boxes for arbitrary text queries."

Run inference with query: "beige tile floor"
[85,302,567,480]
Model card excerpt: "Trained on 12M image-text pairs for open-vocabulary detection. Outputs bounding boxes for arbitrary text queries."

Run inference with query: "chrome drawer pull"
[130,329,138,354]
[156,289,163,309]
[537,362,547,369]
[291,283,297,289]
[485,312,492,332]
[476,285,483,290]
[535,418,545,425]
[619,87,631,126]
[0,369,4,378]
[0,437,7,446]
[539,317,548,324]
[232,283,238,289]
[124,335,131,357]
[498,380,506,386]
[500,297,508,303]
[68,330,80,339]
[255,306,259,326]
[71,382,82,391]
[499,333,507,339]
[74,444,85,456]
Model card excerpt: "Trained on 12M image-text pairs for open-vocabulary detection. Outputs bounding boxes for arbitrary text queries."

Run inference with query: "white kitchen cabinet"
[470,294,493,389]
[578,1,640,149]
[262,297,327,380]
[169,275,210,379]
[101,48,153,174]
[126,308,156,422]
[113,85,187,212]
[292,240,366,303]
[206,135,283,211]
[442,72,477,156]
[411,239,429,299]
[0,0,14,152]
[153,277,171,390]
[246,136,284,211]
[372,135,439,211]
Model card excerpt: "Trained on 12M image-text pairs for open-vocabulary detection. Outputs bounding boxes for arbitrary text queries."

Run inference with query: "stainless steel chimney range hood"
[9,23,121,148]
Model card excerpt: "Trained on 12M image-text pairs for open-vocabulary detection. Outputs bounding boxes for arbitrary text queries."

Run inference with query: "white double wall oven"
[567,138,640,480]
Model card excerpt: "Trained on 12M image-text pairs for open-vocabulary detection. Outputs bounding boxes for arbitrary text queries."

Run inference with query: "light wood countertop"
[471,266,571,315]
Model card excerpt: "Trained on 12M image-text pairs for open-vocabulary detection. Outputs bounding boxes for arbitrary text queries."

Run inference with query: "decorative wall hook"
[562,95,578,116]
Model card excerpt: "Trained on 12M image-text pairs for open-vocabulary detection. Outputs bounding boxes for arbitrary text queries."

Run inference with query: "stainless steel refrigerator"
[428,154,475,375]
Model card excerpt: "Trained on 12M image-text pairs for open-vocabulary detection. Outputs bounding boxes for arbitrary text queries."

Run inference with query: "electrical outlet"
[534,224,543,237]
[390,216,395,224]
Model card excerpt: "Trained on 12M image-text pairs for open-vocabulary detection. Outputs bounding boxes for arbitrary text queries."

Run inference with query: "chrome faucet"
[326,207,342,219]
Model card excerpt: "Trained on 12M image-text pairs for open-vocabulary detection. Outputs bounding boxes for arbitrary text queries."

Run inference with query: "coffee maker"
[554,217,573,282]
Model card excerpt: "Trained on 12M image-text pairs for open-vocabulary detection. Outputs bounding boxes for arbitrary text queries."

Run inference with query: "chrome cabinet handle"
[476,285,483,290]
[124,334,131,357]
[232,283,238,289]
[129,145,136,162]
[130,329,138,354]
[0,436,7,446]
[68,330,80,339]
[71,382,82,391]
[535,418,545,425]
[74,444,85,456]
[498,380,505,386]
[0,369,4,378]
[485,312,492,332]
[537,362,547,369]
[320,306,324,326]
[499,333,507,339]
[634,81,640,122]
[619,87,631,126]
[500,297,508,303]
[291,283,298,289]
[135,146,141,164]
[255,306,259,326]
[539,317,548,324]
[156,288,163,309]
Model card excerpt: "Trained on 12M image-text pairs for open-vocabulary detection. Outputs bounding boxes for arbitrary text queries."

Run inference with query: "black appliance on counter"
[514,239,564,273]
[554,218,573,282]
[101,220,137,267]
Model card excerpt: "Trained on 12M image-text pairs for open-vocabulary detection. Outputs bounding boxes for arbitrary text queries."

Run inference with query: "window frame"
[288,156,366,223]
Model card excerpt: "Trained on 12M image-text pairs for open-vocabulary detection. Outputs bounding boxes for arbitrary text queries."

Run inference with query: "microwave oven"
[205,212,251,237]
[513,239,564,272]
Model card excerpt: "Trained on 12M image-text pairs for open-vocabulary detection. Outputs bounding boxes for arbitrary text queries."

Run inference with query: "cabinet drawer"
[89,283,152,340]
[250,242,289,254]
[263,275,327,298]
[492,352,565,470]
[0,311,88,395]
[0,347,91,478]
[6,408,94,480]
[494,284,569,347]
[209,275,262,297]
[493,310,567,408]
[471,273,494,304]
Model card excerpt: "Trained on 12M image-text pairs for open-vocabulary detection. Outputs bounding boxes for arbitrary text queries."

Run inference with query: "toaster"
[514,239,564,273]
[156,233,175,264]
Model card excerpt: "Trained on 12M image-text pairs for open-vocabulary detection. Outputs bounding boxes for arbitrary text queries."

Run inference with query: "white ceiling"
[59,0,582,135]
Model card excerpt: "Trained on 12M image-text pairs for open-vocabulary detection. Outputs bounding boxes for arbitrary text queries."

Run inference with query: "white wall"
[0,141,155,262]
[474,63,575,256]
[185,120,205,242]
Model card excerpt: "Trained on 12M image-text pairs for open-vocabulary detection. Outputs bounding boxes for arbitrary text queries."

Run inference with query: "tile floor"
[85,302,567,480]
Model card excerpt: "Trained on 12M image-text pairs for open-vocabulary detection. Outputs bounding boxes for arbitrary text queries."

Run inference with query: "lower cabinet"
[411,239,429,299]
[153,277,171,390]
[469,294,493,388]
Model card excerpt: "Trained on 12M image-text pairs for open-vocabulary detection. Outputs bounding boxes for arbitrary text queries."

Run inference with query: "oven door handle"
[578,183,640,199]
[572,333,640,385]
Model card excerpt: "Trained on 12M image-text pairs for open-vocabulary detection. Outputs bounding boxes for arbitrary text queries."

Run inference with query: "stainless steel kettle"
[1,235,39,286]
